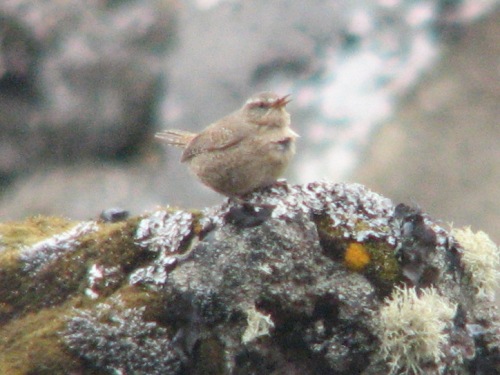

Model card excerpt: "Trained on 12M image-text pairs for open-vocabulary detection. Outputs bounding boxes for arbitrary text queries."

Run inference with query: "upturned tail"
[155,130,197,147]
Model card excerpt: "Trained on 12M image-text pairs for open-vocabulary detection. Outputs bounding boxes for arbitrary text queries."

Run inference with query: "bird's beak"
[272,94,292,108]
[289,128,300,138]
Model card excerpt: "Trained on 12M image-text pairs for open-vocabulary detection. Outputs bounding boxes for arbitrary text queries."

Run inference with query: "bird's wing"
[181,120,247,162]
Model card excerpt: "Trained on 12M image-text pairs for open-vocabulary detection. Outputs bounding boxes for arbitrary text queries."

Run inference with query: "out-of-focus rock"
[0,0,176,179]
[0,161,168,220]
[0,182,498,374]
[353,11,500,244]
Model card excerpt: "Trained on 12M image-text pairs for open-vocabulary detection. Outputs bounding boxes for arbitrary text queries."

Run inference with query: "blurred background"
[0,0,498,243]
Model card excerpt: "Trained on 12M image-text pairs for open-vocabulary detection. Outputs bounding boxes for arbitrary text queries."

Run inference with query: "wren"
[155,92,298,197]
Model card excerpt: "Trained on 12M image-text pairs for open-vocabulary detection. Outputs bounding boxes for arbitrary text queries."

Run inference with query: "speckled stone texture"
[0,182,498,374]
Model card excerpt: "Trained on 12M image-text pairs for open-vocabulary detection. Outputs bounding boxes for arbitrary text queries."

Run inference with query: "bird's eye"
[257,102,267,108]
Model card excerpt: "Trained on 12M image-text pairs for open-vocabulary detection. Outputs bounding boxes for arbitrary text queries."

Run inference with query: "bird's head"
[242,92,292,128]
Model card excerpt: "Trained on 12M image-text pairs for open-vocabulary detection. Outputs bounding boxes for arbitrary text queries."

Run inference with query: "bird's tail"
[155,130,196,147]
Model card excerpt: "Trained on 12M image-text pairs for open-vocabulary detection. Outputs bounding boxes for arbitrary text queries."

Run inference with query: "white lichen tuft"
[242,306,275,344]
[378,286,456,375]
[451,227,500,299]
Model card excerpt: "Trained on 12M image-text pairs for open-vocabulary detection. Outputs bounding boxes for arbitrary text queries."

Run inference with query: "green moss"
[0,277,174,373]
[313,214,345,261]
[0,214,164,374]
[0,216,148,323]
[0,216,76,295]
[0,258,24,322]
[364,242,401,283]
[353,220,391,236]
[116,285,166,323]
[189,209,205,236]
[35,218,147,305]
[75,216,147,274]
[312,214,401,294]
[0,216,75,251]
[0,216,77,320]
[0,301,85,375]
[313,214,344,238]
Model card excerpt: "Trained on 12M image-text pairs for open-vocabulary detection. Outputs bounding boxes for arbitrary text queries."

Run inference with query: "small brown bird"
[156,92,298,197]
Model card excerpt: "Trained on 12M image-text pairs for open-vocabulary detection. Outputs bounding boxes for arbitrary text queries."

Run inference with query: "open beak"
[272,94,292,108]
[289,128,300,138]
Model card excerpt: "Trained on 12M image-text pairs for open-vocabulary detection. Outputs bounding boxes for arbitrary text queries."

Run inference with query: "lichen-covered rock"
[0,182,498,374]
[64,297,182,375]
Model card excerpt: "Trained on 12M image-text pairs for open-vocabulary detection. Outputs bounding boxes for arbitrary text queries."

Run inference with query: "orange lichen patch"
[344,242,370,271]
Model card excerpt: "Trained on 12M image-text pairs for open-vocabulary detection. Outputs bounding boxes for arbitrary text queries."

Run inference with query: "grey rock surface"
[1,181,498,374]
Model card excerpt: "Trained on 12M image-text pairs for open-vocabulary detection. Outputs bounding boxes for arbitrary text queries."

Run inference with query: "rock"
[0,0,176,179]
[0,182,498,374]
[353,11,500,245]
